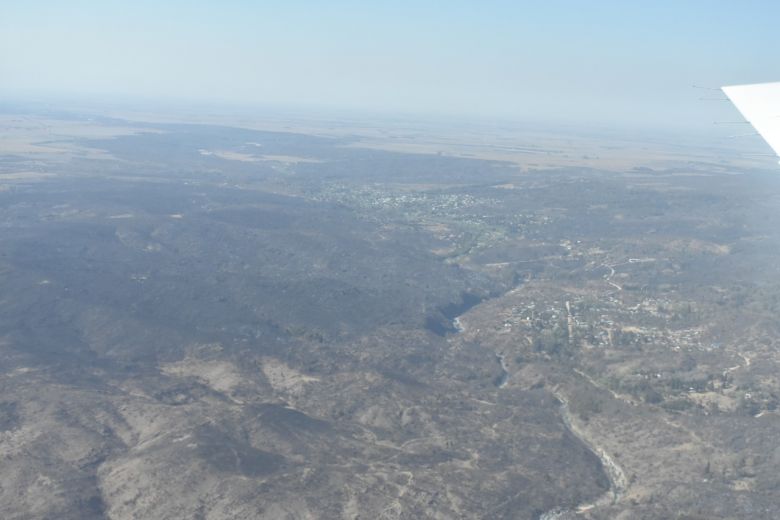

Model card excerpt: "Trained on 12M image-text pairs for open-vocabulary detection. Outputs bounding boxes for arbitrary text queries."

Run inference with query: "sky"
[1,1,778,131]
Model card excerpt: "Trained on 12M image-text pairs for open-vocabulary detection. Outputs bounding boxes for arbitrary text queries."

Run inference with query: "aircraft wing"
[722,82,780,159]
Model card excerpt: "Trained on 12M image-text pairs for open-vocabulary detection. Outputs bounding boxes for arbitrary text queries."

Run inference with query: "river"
[539,391,628,519]
[445,288,623,518]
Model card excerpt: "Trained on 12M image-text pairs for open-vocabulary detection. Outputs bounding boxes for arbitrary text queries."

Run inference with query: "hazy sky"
[1,1,778,130]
